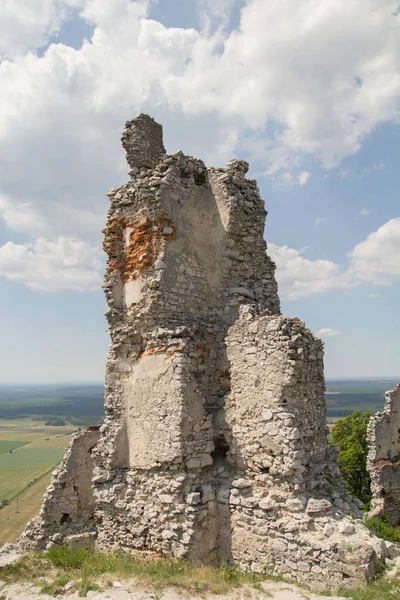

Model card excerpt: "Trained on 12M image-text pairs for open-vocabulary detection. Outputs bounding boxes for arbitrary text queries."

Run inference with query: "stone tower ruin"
[21,114,390,591]
[367,383,400,525]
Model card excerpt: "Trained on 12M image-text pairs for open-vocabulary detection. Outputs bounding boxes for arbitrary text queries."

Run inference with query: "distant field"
[0,418,76,545]
[0,472,52,545]
[0,383,105,545]
[0,383,104,424]
[325,378,399,420]
[0,418,75,504]
[0,441,28,454]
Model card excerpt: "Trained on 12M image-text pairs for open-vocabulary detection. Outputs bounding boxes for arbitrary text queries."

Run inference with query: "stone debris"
[367,383,400,524]
[0,544,21,569]
[20,114,392,591]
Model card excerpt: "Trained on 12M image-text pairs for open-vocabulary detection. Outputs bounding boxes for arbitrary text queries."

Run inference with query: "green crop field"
[0,472,53,545]
[0,441,29,454]
[0,446,68,500]
[0,383,104,545]
[0,418,75,542]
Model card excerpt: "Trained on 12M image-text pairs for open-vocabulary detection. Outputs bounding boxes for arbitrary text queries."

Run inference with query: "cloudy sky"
[0,0,399,382]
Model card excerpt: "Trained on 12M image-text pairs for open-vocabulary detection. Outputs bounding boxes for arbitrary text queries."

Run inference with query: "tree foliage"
[331,411,371,504]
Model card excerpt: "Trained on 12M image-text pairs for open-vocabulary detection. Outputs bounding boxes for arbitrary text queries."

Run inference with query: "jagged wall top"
[121,114,166,171]
[104,113,281,322]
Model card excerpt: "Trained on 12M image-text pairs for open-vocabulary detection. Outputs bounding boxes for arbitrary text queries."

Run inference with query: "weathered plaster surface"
[22,114,391,591]
[367,383,400,525]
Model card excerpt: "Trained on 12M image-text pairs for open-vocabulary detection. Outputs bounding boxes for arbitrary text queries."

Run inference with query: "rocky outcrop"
[21,114,390,591]
[367,383,400,525]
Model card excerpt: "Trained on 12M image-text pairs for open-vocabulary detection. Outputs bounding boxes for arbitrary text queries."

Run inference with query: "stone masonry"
[22,427,100,548]
[367,383,400,525]
[21,115,391,591]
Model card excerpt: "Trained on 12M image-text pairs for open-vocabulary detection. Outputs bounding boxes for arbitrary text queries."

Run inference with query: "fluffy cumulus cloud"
[316,328,342,338]
[0,0,86,58]
[268,243,346,300]
[0,0,399,291]
[269,217,400,301]
[348,217,400,285]
[0,237,103,291]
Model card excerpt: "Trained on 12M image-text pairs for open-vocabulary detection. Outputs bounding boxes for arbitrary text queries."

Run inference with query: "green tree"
[331,411,371,505]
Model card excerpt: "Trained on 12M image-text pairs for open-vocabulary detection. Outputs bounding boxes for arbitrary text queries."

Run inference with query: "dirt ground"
[0,579,349,600]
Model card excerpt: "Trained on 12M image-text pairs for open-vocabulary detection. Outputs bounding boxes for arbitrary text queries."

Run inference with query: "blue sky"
[0,0,399,382]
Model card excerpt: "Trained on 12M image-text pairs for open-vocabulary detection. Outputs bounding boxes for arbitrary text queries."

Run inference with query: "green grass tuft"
[365,516,400,544]
[338,573,400,600]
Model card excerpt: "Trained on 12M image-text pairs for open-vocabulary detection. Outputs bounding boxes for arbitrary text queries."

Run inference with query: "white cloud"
[268,243,346,301]
[363,160,385,175]
[298,171,311,186]
[197,0,242,31]
[338,160,385,180]
[270,217,400,300]
[315,217,327,225]
[0,0,400,291]
[348,217,400,285]
[0,0,86,59]
[0,237,103,291]
[368,293,379,298]
[316,328,342,338]
[360,208,372,216]
[277,171,311,186]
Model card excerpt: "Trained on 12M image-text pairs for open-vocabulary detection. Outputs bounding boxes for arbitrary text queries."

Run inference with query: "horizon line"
[0,376,399,386]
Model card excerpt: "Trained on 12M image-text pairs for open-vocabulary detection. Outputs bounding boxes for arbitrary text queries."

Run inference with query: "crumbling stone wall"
[21,427,100,549]
[22,114,390,591]
[367,383,400,525]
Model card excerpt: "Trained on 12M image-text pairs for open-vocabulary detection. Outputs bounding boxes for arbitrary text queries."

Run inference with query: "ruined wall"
[367,383,400,525]
[21,427,100,549]
[22,114,390,591]
[222,309,388,588]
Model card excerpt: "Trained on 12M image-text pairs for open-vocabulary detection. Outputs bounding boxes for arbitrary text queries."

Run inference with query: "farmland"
[0,472,53,544]
[0,383,104,424]
[0,418,76,545]
[0,384,104,545]
[325,378,399,420]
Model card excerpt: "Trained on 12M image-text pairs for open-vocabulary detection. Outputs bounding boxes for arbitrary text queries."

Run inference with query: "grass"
[365,516,400,544]
[2,547,400,599]
[0,548,270,597]
[338,574,400,600]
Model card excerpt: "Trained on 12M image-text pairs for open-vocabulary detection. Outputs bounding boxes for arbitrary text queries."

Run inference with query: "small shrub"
[339,573,400,600]
[46,546,90,570]
[78,571,98,598]
[365,516,400,544]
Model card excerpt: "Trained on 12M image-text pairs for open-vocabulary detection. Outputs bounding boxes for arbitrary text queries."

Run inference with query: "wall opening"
[211,436,229,465]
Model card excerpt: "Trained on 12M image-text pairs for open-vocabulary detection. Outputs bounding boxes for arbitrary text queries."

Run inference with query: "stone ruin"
[21,114,393,591]
[367,384,400,525]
